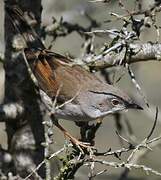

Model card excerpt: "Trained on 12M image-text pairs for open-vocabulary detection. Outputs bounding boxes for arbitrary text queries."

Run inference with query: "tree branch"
[83,43,161,69]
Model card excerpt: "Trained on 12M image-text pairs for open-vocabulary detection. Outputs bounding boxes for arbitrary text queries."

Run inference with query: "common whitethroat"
[6,5,143,147]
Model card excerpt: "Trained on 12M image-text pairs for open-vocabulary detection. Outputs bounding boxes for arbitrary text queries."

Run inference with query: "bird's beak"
[127,102,143,110]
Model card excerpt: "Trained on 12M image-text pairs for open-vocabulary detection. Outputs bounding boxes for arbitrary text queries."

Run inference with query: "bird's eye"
[111,99,120,106]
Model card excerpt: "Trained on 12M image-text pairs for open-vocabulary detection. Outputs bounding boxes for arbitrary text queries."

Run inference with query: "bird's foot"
[64,130,93,150]
[52,118,95,151]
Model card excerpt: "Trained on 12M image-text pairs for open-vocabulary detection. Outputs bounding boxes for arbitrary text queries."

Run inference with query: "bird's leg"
[52,117,92,149]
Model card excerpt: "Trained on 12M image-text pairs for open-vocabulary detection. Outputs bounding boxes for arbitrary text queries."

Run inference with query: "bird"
[6,5,143,147]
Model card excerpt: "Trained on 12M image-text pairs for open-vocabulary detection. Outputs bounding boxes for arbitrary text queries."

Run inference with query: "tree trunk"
[4,0,46,178]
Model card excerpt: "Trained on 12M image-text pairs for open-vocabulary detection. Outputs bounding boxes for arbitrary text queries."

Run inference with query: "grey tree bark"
[4,0,46,178]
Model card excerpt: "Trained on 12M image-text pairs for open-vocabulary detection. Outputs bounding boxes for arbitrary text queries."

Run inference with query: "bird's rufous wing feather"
[6,5,103,103]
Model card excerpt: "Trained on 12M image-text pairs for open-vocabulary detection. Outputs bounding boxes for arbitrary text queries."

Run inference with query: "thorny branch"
[29,87,161,179]
[39,1,161,179]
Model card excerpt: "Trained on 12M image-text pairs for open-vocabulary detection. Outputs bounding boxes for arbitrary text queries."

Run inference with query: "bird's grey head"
[79,86,143,120]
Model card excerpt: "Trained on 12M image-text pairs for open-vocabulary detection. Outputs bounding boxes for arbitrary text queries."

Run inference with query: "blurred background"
[1,0,161,179]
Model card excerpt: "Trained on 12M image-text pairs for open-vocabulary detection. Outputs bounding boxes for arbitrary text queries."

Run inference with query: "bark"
[84,43,161,69]
[4,0,46,178]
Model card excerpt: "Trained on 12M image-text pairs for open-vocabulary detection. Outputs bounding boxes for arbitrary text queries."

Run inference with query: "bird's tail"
[5,5,45,49]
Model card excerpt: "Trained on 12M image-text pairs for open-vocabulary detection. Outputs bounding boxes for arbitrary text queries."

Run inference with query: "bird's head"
[79,85,143,120]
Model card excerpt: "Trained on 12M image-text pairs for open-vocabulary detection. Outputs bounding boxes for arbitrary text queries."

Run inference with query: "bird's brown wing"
[7,5,103,103]
[24,48,102,103]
